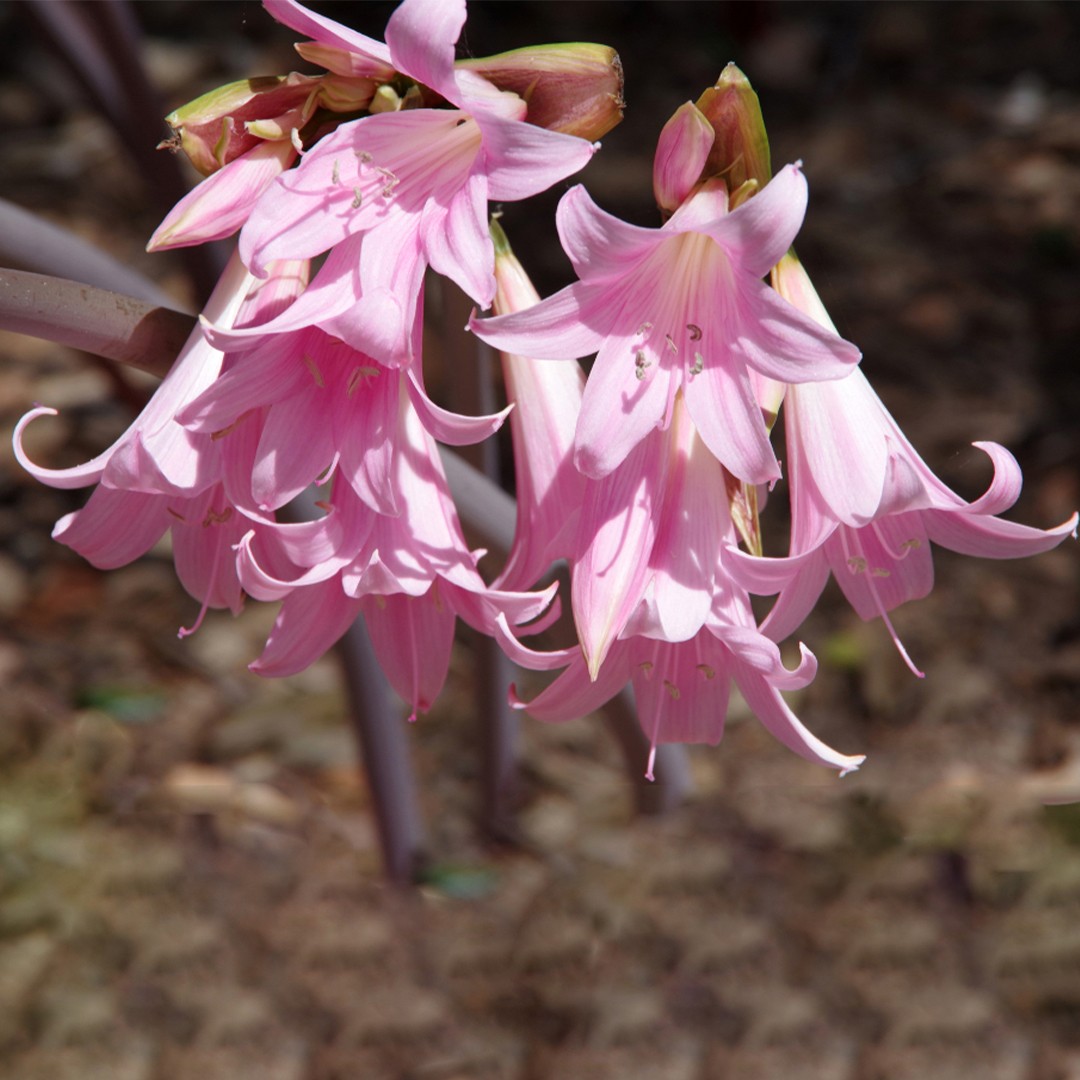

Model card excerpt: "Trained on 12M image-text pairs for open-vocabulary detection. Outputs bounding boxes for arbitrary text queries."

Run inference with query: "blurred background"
[1,2,1079,1077]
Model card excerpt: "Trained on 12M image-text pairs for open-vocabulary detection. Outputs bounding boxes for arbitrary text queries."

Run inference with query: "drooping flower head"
[470,164,860,484]
[215,0,611,366]
[730,253,1079,674]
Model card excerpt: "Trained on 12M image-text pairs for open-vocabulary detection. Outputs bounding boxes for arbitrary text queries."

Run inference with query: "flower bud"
[652,101,715,214]
[458,43,624,140]
[694,63,772,193]
[165,71,378,177]
[165,75,319,175]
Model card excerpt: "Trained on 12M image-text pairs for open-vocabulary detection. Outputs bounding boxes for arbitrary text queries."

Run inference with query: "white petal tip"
[838,755,867,778]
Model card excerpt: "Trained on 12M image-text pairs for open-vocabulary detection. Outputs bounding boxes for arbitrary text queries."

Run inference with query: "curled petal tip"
[838,755,867,779]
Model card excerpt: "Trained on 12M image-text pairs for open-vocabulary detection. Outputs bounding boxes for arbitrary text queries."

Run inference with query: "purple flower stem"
[0,267,191,378]
[0,200,184,310]
[337,616,430,884]
[283,486,430,885]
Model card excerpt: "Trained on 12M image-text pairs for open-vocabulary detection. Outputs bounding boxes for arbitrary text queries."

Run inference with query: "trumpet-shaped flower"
[470,166,860,483]
[12,257,316,633]
[730,254,1078,673]
[495,580,864,781]
[232,371,557,714]
[487,220,587,592]
[182,292,508,516]
[14,253,255,498]
[231,0,597,364]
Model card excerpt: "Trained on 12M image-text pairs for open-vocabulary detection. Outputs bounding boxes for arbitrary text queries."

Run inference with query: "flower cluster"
[17,0,1075,778]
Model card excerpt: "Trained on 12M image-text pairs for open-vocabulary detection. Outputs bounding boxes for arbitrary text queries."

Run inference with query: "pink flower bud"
[652,101,715,214]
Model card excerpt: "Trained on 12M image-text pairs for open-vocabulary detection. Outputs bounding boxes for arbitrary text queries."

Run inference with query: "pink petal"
[574,328,674,478]
[252,578,362,677]
[385,0,465,102]
[172,493,247,615]
[945,441,1023,516]
[730,278,861,384]
[361,587,456,716]
[630,636,732,747]
[14,407,115,489]
[646,423,729,642]
[251,384,335,509]
[204,236,363,349]
[481,116,597,202]
[734,659,865,775]
[683,355,779,485]
[555,184,659,283]
[785,373,889,527]
[147,140,295,251]
[53,486,170,568]
[492,247,589,591]
[825,517,934,621]
[450,577,560,639]
[262,0,393,74]
[421,170,494,306]
[406,367,510,446]
[513,648,632,724]
[235,527,349,602]
[491,613,579,671]
[702,163,808,278]
[469,280,607,358]
[572,435,664,676]
[179,336,305,432]
[924,507,1078,559]
[338,369,399,516]
[720,628,818,691]
[726,547,831,644]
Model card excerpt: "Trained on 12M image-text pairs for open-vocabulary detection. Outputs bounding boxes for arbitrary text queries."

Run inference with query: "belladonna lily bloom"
[484,347,863,779]
[182,284,509,516]
[14,253,253,499]
[494,578,865,782]
[12,256,311,633]
[729,253,1078,675]
[227,0,598,365]
[230,369,558,716]
[487,220,587,593]
[470,165,861,484]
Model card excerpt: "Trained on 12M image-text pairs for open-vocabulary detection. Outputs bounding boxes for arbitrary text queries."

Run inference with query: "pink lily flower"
[13,258,315,634]
[184,284,510,514]
[568,393,735,678]
[232,370,558,714]
[470,165,860,483]
[487,220,587,592]
[494,580,865,781]
[229,0,597,365]
[730,254,1078,674]
[14,252,255,498]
